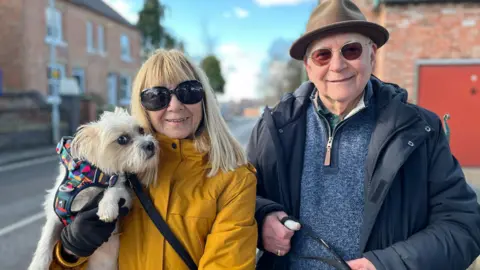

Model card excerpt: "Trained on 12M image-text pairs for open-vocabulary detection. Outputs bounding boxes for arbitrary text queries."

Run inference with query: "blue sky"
[104,0,318,101]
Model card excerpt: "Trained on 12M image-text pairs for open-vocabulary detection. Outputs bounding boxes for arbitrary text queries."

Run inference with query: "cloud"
[254,0,315,7]
[103,0,139,24]
[216,43,264,102]
[233,7,249,18]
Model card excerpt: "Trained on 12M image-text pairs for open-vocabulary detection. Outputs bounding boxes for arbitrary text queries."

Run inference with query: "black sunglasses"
[309,41,371,66]
[140,80,204,111]
[281,217,352,270]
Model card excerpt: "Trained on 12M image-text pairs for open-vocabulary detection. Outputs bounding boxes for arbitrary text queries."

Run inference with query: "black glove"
[60,192,129,257]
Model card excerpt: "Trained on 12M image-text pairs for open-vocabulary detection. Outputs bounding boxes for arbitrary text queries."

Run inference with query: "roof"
[69,0,136,29]
[383,0,478,4]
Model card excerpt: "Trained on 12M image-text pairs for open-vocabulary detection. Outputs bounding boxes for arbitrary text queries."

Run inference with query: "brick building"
[0,0,142,106]
[352,0,480,167]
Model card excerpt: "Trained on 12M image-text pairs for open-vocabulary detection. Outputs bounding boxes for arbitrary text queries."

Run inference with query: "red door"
[418,65,480,167]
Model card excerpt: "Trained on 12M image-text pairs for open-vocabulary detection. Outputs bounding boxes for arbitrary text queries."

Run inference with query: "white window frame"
[119,75,132,105]
[97,25,105,55]
[86,21,95,53]
[72,68,86,94]
[120,34,131,62]
[107,73,118,105]
[45,7,66,46]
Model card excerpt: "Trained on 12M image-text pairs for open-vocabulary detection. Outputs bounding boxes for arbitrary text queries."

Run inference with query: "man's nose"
[329,50,347,72]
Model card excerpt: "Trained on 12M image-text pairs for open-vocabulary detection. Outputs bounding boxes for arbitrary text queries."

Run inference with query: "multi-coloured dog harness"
[54,136,118,226]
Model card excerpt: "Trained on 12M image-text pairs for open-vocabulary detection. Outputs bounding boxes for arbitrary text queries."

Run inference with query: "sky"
[103,0,319,102]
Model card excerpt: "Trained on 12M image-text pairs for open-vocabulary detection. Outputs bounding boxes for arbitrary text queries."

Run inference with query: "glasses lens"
[141,87,171,111]
[176,80,204,105]
[311,49,332,66]
[341,42,363,60]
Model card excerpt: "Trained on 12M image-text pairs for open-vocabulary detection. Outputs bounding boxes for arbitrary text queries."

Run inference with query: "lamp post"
[48,0,61,144]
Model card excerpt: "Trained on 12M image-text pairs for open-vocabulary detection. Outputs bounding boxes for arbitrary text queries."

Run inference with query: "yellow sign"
[52,69,59,79]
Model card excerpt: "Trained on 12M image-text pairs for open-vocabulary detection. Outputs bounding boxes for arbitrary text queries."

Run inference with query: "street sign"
[48,67,61,79]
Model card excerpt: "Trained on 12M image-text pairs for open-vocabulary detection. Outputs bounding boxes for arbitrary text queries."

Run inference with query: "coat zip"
[318,108,367,166]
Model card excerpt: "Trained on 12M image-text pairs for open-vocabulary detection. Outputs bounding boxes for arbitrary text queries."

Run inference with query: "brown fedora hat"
[290,0,389,60]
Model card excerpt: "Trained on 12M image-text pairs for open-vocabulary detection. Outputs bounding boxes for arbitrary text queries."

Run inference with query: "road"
[0,117,259,270]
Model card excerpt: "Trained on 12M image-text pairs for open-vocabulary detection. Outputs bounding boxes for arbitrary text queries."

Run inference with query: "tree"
[137,0,184,57]
[265,59,303,100]
[137,0,165,48]
[200,55,225,94]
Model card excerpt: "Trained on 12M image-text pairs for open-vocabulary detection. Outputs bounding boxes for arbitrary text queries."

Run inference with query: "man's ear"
[370,43,378,68]
[303,56,310,70]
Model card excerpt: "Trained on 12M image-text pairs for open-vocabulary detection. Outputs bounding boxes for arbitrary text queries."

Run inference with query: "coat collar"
[155,133,209,164]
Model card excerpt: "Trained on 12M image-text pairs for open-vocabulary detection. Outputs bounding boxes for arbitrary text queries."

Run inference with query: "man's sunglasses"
[280,217,352,270]
[308,41,370,66]
[140,80,204,111]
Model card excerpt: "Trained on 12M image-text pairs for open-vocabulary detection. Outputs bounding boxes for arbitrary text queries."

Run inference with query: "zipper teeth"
[366,118,419,194]
[318,107,367,166]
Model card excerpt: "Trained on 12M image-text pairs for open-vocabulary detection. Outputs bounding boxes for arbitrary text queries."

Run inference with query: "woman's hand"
[60,193,129,258]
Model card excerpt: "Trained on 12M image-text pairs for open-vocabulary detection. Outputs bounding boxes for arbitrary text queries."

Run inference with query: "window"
[87,21,94,53]
[45,7,63,44]
[119,75,132,105]
[72,68,86,94]
[97,25,105,54]
[120,34,131,61]
[107,73,117,105]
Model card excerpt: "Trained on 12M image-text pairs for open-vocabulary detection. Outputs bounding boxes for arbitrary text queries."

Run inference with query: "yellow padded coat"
[49,135,258,270]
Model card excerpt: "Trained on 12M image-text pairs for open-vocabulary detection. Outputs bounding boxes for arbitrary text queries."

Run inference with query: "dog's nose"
[143,141,155,152]
[143,141,155,158]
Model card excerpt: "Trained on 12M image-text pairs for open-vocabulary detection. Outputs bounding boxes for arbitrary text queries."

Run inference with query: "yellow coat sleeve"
[48,242,88,270]
[198,171,258,269]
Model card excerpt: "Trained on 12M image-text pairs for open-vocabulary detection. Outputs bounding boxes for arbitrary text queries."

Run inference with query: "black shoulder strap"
[128,175,198,270]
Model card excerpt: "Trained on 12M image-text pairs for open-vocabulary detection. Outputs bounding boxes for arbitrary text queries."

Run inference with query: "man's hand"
[347,258,376,270]
[262,211,298,256]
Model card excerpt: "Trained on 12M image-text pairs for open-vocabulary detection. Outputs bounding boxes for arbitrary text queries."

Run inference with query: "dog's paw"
[97,200,119,222]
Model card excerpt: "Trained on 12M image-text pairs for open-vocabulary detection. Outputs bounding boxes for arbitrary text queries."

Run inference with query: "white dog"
[29,107,158,270]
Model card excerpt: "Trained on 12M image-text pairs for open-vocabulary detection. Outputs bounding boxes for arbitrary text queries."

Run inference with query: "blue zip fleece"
[289,85,376,270]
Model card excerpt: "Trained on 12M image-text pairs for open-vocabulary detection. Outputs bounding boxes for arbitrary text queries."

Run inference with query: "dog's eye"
[117,135,130,145]
[138,127,145,135]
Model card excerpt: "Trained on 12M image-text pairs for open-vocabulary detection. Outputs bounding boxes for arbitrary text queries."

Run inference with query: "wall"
[0,0,25,91]
[19,0,142,101]
[379,3,480,102]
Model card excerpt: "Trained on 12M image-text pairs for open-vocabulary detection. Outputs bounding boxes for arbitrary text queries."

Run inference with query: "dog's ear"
[70,124,99,161]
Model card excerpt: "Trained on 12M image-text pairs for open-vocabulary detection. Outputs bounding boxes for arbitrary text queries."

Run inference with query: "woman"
[49,49,258,269]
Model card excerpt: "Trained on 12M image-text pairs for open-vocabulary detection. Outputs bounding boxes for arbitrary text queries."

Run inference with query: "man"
[247,0,480,269]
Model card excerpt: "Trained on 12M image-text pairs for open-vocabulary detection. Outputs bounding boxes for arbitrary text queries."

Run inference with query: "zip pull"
[324,137,333,166]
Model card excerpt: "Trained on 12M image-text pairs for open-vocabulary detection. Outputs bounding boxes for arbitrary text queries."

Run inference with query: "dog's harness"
[54,136,119,226]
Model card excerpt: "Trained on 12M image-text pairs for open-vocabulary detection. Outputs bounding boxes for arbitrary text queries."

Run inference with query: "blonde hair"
[130,48,247,177]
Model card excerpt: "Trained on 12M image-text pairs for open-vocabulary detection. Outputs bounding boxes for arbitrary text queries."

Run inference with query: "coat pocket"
[168,199,217,252]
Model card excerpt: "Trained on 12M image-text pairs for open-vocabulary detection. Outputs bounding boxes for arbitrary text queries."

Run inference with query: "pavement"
[0,145,57,168]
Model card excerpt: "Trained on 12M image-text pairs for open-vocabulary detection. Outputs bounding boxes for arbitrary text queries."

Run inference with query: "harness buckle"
[109,175,119,187]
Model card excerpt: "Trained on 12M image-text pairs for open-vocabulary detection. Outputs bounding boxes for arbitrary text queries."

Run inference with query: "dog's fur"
[29,107,158,270]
